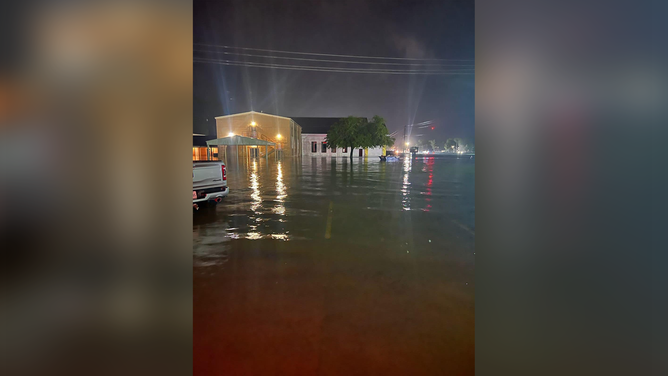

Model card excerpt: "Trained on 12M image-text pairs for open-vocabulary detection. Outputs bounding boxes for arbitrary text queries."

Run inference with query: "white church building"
[293,117,384,158]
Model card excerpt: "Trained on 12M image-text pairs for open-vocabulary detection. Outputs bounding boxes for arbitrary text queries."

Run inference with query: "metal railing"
[241,126,283,158]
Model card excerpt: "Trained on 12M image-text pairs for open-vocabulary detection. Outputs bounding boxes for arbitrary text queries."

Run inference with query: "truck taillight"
[222,165,226,181]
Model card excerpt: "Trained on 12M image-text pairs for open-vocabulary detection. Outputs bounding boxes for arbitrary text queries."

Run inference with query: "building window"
[342,147,347,153]
[331,147,336,153]
[192,147,219,161]
[311,142,317,153]
[321,142,327,153]
[193,147,210,161]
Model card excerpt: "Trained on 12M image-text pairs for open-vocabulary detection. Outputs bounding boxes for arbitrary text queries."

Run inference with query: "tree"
[454,138,466,152]
[445,138,457,152]
[325,116,365,159]
[415,139,434,151]
[326,115,394,160]
[365,116,395,149]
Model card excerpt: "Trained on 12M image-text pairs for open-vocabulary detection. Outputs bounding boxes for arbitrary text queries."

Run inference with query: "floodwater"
[194,155,475,375]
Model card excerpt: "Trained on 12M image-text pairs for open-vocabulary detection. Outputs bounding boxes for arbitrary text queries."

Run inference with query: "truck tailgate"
[193,162,225,189]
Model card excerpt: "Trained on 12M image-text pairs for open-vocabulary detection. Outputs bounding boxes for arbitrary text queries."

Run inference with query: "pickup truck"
[193,161,229,210]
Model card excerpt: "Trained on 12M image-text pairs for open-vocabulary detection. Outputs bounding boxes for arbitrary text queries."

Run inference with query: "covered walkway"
[206,135,276,161]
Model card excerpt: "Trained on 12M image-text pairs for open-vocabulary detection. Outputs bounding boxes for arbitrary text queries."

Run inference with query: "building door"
[359,149,363,157]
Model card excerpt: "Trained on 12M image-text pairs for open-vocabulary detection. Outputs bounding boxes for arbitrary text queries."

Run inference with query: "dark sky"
[194,0,474,144]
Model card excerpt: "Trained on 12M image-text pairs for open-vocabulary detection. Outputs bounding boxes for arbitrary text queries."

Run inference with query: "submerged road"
[194,155,475,375]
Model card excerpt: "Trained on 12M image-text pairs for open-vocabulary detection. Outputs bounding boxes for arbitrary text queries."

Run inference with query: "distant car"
[379,149,401,161]
[193,161,229,210]
[379,155,400,161]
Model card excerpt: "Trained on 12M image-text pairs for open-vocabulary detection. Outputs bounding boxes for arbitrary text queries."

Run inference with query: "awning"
[206,135,275,147]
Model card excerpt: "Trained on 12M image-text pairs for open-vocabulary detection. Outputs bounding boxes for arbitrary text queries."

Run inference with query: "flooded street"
[194,155,475,375]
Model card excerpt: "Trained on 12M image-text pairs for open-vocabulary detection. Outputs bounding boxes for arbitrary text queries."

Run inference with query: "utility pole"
[403,125,409,153]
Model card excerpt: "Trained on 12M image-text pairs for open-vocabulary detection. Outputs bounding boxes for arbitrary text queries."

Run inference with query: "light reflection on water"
[402,156,412,211]
[247,160,263,240]
[423,156,434,212]
[249,160,261,213]
[193,155,475,259]
[272,161,287,215]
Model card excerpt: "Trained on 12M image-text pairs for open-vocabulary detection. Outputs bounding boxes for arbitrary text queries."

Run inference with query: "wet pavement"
[194,155,475,375]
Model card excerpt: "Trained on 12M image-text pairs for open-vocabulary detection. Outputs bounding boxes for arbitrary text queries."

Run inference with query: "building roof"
[193,134,215,147]
[291,117,344,134]
[214,111,292,121]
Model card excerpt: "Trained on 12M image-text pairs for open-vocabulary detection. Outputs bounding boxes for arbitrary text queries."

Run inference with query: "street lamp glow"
[405,142,410,146]
[228,132,234,137]
[251,121,257,126]
[276,134,282,139]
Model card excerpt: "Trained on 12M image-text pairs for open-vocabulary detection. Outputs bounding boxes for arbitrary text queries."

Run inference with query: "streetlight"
[251,121,257,126]
[276,134,283,156]
[228,132,234,137]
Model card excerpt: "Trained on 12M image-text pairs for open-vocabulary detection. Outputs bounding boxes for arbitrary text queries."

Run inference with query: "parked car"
[193,161,229,210]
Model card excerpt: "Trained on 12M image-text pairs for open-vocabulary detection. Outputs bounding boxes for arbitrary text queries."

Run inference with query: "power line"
[194,59,472,75]
[403,120,436,144]
[194,58,474,75]
[194,57,473,72]
[407,120,434,127]
[194,43,474,62]
[193,49,475,67]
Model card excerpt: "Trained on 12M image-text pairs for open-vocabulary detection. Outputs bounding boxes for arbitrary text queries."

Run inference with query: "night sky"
[194,0,474,145]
